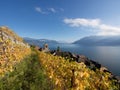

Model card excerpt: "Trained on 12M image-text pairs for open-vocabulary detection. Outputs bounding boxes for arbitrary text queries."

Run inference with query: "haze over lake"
[41,43,120,76]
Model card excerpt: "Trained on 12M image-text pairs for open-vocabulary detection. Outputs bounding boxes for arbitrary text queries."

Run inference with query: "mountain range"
[24,36,120,46]
[73,35,120,46]
[23,37,59,46]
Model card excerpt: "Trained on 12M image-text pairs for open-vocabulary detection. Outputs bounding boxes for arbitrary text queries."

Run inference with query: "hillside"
[0,27,119,90]
[0,26,31,76]
[74,35,120,46]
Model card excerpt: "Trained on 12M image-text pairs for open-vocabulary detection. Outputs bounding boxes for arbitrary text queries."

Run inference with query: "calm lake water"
[41,43,120,76]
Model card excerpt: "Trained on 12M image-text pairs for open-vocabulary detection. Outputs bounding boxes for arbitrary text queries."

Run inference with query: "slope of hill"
[74,35,120,46]
[38,51,119,89]
[0,26,31,76]
[0,48,119,90]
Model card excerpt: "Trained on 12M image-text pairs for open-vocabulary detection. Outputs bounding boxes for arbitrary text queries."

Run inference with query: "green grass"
[0,50,54,90]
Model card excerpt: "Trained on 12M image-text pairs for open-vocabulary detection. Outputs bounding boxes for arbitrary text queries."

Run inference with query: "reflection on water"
[40,43,120,76]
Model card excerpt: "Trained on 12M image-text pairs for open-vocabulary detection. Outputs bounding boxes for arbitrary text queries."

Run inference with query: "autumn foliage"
[0,27,119,89]
[39,52,119,90]
[0,26,31,77]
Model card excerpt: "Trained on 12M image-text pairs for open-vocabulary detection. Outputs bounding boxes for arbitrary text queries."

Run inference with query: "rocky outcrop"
[0,26,30,55]
[50,51,101,70]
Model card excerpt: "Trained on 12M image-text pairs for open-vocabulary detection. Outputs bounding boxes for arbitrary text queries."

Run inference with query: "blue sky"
[0,0,120,42]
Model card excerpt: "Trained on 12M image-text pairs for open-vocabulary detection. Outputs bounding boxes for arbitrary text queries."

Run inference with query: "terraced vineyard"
[38,51,119,90]
[0,26,31,77]
[0,27,119,90]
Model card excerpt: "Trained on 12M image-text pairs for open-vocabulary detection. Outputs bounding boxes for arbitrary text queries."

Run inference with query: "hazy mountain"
[24,37,59,46]
[73,35,120,46]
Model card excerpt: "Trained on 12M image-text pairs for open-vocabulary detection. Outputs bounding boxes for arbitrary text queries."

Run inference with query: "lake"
[40,43,120,76]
